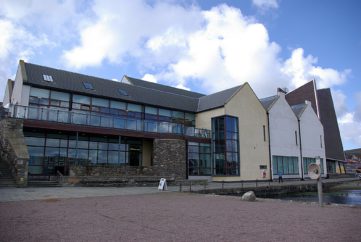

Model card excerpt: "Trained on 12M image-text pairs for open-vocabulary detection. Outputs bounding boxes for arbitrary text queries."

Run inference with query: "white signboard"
[158,178,167,191]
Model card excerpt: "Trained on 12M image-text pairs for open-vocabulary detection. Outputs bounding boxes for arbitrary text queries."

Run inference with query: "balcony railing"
[11,105,211,138]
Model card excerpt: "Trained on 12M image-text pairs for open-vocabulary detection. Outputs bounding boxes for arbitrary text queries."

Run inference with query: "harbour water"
[274,189,361,206]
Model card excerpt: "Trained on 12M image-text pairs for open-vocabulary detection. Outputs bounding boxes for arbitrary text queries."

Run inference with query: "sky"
[0,0,360,150]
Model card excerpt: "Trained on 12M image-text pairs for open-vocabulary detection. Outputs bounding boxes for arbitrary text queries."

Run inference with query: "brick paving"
[0,192,360,242]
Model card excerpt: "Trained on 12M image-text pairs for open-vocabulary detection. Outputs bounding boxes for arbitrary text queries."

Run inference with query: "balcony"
[11,105,211,139]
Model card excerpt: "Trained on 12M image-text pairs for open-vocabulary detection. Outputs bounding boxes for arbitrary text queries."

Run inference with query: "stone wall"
[153,139,186,180]
[0,117,29,186]
[68,138,186,182]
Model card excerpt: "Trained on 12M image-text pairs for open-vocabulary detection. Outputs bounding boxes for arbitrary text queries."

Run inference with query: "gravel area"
[0,192,360,242]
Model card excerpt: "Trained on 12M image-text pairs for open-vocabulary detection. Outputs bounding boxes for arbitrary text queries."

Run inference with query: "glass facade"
[18,87,211,138]
[187,142,211,176]
[303,157,324,174]
[24,130,143,177]
[29,87,195,126]
[272,156,299,175]
[212,116,239,176]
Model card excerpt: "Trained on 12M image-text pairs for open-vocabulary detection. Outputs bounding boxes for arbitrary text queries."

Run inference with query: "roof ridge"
[25,62,116,83]
[125,76,205,97]
[125,82,200,101]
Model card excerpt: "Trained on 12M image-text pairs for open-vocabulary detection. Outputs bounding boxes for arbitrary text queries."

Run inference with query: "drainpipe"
[298,120,304,180]
[267,112,272,181]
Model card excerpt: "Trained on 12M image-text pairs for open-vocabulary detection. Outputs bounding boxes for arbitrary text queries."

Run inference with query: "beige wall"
[213,83,270,181]
[195,107,224,130]
[142,139,153,166]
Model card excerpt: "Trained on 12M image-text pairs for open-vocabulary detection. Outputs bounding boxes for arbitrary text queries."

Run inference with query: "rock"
[241,191,256,201]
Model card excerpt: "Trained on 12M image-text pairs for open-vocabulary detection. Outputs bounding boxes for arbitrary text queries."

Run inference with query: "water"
[275,189,361,206]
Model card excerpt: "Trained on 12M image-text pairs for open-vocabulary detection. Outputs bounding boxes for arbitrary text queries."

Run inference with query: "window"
[185,113,195,127]
[43,74,53,82]
[50,91,70,109]
[118,88,128,96]
[29,87,50,106]
[303,157,324,175]
[272,156,299,175]
[188,142,211,176]
[263,125,266,142]
[212,116,239,176]
[82,82,94,90]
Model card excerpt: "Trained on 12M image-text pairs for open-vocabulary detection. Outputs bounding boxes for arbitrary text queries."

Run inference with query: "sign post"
[308,156,323,207]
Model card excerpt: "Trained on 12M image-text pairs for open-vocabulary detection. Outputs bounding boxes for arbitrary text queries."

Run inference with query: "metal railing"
[11,105,211,138]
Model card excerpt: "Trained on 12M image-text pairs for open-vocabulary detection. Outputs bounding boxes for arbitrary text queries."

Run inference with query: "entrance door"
[129,144,141,166]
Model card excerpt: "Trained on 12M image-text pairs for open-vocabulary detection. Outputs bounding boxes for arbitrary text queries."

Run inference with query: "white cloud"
[63,0,202,69]
[252,0,279,10]
[332,89,348,118]
[0,19,54,100]
[281,48,350,89]
[354,92,361,122]
[0,0,358,148]
[339,112,361,148]
[141,74,157,83]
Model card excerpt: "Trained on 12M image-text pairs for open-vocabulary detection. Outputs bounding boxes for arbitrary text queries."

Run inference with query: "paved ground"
[0,177,358,202]
[0,192,360,242]
[0,186,178,202]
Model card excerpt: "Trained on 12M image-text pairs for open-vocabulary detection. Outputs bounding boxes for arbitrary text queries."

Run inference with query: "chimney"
[277,87,288,96]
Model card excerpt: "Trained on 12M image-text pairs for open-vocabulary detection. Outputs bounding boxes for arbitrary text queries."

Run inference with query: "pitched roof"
[123,76,204,98]
[259,95,279,111]
[291,103,307,119]
[286,80,319,115]
[317,88,345,161]
[197,85,243,112]
[23,62,200,112]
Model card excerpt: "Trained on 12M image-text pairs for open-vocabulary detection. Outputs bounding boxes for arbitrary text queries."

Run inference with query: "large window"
[212,116,239,176]
[28,88,197,129]
[272,156,299,175]
[24,131,143,177]
[188,142,211,176]
[303,157,324,174]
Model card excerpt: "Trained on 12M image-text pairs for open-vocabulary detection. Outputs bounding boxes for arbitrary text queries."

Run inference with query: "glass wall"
[28,87,196,127]
[212,116,239,176]
[303,157,324,174]
[272,156,299,175]
[188,142,211,176]
[24,130,144,177]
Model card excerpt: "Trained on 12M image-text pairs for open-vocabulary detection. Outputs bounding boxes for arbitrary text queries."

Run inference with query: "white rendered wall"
[269,94,301,179]
[11,64,25,106]
[299,105,327,177]
[2,81,11,107]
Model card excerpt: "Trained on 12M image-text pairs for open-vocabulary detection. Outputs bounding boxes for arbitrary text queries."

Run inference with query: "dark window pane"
[73,95,90,104]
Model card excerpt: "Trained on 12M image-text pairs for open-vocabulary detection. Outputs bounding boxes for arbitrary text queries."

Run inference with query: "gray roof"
[291,103,307,118]
[317,88,345,161]
[23,62,200,112]
[124,76,204,98]
[197,85,242,112]
[259,95,278,111]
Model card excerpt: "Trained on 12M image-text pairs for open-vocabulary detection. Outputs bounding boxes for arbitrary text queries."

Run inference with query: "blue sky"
[0,0,360,149]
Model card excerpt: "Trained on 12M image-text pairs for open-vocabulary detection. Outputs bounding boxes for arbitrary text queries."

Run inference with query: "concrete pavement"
[0,177,358,202]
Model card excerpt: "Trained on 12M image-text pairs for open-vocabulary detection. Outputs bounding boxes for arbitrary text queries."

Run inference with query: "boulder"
[241,191,256,201]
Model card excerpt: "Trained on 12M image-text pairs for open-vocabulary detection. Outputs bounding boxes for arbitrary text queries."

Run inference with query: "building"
[344,148,361,174]
[291,101,327,178]
[260,89,301,180]
[1,60,271,185]
[285,80,345,175]
[196,83,270,181]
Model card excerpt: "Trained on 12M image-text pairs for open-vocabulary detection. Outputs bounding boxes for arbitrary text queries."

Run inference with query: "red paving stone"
[0,192,360,242]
